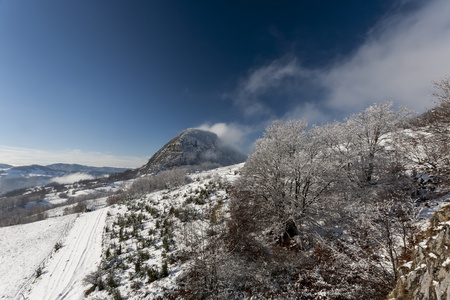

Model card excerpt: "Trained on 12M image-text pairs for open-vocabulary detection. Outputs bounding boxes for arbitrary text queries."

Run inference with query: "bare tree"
[403,76,450,186]
[342,101,413,186]
[234,120,343,247]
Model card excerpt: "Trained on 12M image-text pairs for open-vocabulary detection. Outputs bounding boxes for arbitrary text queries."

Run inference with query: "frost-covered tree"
[402,76,450,185]
[351,189,420,282]
[342,101,412,186]
[225,102,420,298]
[430,75,450,122]
[234,120,341,245]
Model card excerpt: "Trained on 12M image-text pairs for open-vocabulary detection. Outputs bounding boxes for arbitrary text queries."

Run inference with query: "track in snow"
[26,208,107,300]
[0,214,76,300]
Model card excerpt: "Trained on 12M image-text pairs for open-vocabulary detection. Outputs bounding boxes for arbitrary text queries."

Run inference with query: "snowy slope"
[26,208,108,300]
[86,164,243,299]
[3,161,444,299]
[0,214,77,299]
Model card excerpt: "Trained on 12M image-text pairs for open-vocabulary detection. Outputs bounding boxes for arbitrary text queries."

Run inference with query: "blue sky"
[1,0,450,168]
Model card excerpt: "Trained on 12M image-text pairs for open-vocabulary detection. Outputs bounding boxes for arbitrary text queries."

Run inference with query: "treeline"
[0,183,114,227]
[106,167,192,206]
[176,77,450,299]
[0,188,48,226]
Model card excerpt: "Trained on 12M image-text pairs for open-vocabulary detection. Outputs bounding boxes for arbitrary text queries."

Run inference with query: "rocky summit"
[136,128,247,175]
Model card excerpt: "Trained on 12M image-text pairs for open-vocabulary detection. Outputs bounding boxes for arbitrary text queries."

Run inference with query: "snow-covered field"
[0,165,241,300]
[45,196,109,218]
[26,208,108,300]
[0,214,76,299]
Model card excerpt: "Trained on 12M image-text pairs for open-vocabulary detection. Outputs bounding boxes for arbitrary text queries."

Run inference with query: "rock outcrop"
[136,128,247,175]
[389,205,450,299]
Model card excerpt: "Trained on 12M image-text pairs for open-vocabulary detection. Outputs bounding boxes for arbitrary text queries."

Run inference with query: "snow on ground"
[3,162,448,300]
[44,193,69,206]
[45,196,109,218]
[1,164,240,299]
[417,194,450,231]
[87,164,243,299]
[0,214,77,300]
[26,208,108,300]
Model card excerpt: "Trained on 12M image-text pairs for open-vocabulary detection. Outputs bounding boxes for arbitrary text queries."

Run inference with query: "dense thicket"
[179,77,450,299]
[222,102,416,298]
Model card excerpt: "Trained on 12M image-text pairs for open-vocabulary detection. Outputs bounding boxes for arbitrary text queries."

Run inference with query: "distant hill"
[0,164,127,195]
[46,164,127,177]
[0,128,247,194]
[136,128,247,175]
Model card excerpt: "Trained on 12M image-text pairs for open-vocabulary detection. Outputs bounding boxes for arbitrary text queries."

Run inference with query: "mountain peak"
[137,128,246,175]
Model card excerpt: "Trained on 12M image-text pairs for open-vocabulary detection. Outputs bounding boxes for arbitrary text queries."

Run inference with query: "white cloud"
[197,122,254,150]
[283,102,332,125]
[0,145,148,168]
[321,0,450,114]
[242,57,302,95]
[52,173,95,184]
[230,0,450,125]
[229,56,315,118]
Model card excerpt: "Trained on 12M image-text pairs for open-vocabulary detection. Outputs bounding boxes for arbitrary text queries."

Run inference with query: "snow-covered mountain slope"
[2,160,449,299]
[136,128,246,175]
[86,164,242,299]
[0,164,242,300]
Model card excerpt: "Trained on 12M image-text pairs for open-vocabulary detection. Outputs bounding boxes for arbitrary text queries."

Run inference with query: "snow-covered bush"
[220,102,420,299]
[35,266,43,278]
[128,167,189,197]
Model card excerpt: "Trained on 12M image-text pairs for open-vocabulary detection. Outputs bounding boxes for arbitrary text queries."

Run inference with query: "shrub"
[54,242,63,251]
[107,190,127,206]
[106,273,118,288]
[134,259,141,274]
[162,236,170,252]
[83,269,104,296]
[160,260,169,278]
[73,201,87,213]
[131,280,141,291]
[194,197,205,205]
[83,269,102,285]
[111,288,122,300]
[35,266,43,278]
[147,266,159,283]
[138,250,150,261]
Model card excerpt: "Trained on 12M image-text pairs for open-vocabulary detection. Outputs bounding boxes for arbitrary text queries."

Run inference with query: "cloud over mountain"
[228,0,450,125]
[136,128,247,175]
